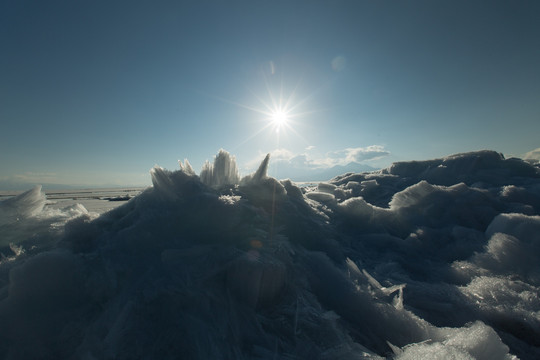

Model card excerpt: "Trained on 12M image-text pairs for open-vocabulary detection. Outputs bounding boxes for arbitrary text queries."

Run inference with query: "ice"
[485,213,540,243]
[244,152,270,183]
[1,149,539,359]
[6,249,85,310]
[306,191,336,203]
[200,149,240,188]
[0,186,92,250]
[226,251,287,309]
[178,158,196,176]
[384,150,538,187]
[0,185,46,226]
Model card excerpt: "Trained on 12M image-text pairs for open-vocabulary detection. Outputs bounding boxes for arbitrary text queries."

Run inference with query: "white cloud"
[324,146,390,166]
[270,148,296,161]
[522,147,540,162]
[243,149,296,170]
[266,145,390,169]
[244,145,390,181]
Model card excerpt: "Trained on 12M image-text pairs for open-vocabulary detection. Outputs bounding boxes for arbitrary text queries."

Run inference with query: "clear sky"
[1,0,539,189]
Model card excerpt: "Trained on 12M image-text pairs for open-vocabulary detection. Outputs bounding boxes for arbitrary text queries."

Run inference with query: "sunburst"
[208,70,322,148]
[270,108,289,132]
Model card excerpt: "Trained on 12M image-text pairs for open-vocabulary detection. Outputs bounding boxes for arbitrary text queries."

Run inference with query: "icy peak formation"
[1,149,540,359]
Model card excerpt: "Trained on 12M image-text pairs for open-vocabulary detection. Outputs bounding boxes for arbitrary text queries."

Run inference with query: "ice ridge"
[1,149,539,359]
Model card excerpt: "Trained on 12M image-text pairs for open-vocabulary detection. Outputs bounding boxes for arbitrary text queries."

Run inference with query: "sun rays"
[205,67,325,151]
[238,75,322,147]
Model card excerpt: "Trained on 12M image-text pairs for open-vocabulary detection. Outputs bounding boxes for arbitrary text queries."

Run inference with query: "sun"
[213,72,320,146]
[270,109,289,131]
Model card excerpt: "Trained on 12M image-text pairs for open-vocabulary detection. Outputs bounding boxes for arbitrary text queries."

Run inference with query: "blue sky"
[1,0,539,188]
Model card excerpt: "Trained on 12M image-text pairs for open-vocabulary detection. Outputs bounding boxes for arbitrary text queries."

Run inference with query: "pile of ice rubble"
[1,150,539,359]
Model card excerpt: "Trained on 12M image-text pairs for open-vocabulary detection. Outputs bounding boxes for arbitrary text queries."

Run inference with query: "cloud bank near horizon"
[244,145,390,182]
[3,146,540,191]
[325,145,390,165]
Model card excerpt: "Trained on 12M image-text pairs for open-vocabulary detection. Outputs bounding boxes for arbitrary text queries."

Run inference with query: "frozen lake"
[0,187,146,214]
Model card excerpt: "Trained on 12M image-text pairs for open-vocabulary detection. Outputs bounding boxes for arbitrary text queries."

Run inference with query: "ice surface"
[1,149,539,359]
[0,185,46,226]
[0,186,93,250]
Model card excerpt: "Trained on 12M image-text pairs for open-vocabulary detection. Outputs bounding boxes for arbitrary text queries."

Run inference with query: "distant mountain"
[316,162,379,181]
[0,181,77,192]
[523,147,540,162]
[269,162,378,182]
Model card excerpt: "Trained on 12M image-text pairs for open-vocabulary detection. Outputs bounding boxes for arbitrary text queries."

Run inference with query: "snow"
[1,149,539,359]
